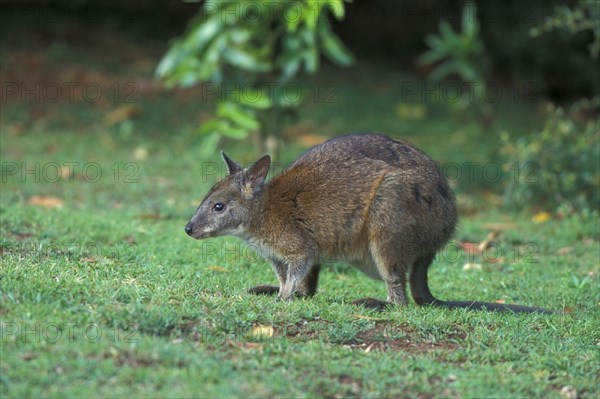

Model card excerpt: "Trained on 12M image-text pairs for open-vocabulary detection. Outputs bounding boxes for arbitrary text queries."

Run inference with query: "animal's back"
[264,134,457,261]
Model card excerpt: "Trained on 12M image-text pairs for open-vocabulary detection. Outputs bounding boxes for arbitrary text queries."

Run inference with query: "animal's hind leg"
[409,253,437,305]
[385,277,409,305]
[352,277,408,311]
[374,238,412,305]
[352,239,412,310]
[297,264,321,297]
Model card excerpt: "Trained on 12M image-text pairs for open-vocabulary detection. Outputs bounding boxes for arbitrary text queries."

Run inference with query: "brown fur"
[185,134,553,313]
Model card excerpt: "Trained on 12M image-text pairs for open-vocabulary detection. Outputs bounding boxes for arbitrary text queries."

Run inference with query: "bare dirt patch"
[346,323,461,353]
[88,349,160,368]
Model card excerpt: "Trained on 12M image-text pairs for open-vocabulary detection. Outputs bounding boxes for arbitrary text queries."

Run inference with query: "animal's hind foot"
[352,298,393,311]
[247,285,279,296]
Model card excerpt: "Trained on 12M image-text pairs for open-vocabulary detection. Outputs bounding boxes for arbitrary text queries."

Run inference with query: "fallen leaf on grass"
[532,212,551,224]
[558,247,574,255]
[104,105,141,125]
[494,299,506,304]
[459,231,501,259]
[7,122,24,135]
[582,237,594,246]
[459,242,481,255]
[12,231,33,239]
[133,146,148,161]
[250,324,274,339]
[395,104,426,120]
[560,386,577,399]
[123,236,137,244]
[477,231,500,252]
[481,191,503,205]
[207,266,229,273]
[296,133,328,147]
[462,263,482,271]
[59,165,75,180]
[482,223,517,231]
[226,339,263,350]
[283,123,317,139]
[352,314,387,321]
[28,195,63,209]
[364,342,376,353]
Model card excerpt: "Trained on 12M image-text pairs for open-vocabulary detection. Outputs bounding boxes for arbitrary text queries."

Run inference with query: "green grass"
[1,61,599,398]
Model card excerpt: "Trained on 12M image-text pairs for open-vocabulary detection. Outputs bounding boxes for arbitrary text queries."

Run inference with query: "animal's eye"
[213,203,225,212]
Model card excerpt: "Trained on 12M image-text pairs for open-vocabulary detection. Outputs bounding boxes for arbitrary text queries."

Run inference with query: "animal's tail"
[409,253,557,315]
[427,299,556,314]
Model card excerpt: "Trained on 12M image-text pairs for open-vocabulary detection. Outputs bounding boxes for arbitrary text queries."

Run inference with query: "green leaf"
[428,60,459,82]
[198,118,249,140]
[194,34,228,82]
[277,53,302,82]
[419,46,446,64]
[282,34,302,52]
[318,17,354,66]
[217,103,260,131]
[439,21,457,41]
[223,47,271,72]
[186,16,222,52]
[462,2,478,37]
[303,47,319,73]
[155,14,225,85]
[157,0,354,97]
[198,132,222,159]
[237,88,272,109]
[155,44,183,80]
[198,119,228,136]
[172,69,203,88]
[423,34,442,50]
[305,1,322,31]
[299,29,319,73]
[273,86,303,107]
[286,5,303,32]
[326,0,345,20]
[228,28,253,44]
[419,1,485,85]
[220,122,250,139]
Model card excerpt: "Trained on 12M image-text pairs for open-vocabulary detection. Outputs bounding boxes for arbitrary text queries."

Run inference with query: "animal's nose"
[184,223,193,236]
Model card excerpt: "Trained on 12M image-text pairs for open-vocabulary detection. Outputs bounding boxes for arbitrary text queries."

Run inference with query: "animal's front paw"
[352,298,392,311]
[247,285,279,296]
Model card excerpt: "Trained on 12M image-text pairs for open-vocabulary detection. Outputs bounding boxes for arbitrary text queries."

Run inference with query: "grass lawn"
[1,39,599,397]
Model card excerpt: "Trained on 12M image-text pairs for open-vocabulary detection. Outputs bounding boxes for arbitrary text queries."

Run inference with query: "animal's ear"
[246,154,271,189]
[221,151,243,175]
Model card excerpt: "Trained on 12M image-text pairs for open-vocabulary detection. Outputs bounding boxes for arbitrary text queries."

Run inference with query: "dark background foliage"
[2,0,597,100]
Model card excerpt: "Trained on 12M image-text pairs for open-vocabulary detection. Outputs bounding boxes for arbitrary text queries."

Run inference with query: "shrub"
[501,105,600,211]
[156,0,353,155]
